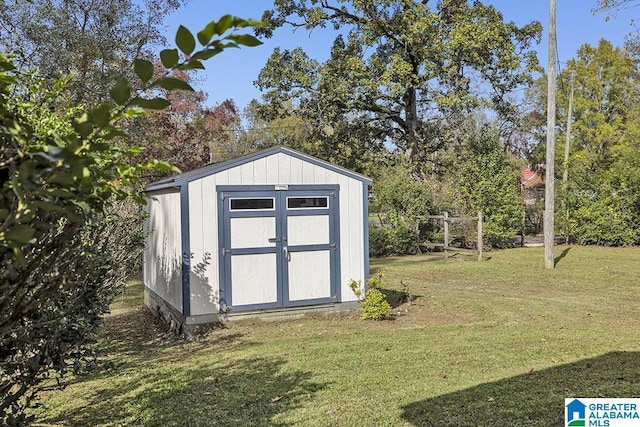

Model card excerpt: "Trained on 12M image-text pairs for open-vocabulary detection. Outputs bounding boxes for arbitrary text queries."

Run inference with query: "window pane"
[230,198,274,210]
[287,197,328,209]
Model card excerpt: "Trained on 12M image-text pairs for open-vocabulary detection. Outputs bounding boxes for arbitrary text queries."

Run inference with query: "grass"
[32,245,640,426]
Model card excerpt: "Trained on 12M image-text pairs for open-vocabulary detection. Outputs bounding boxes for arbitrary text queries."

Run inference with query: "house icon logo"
[566,399,587,426]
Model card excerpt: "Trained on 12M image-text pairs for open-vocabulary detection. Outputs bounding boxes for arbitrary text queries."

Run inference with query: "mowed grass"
[33,246,640,426]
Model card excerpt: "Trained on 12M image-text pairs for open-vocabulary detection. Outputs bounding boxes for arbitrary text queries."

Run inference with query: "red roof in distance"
[522,168,543,189]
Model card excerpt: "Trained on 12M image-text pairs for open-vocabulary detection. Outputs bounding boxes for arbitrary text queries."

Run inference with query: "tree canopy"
[524,38,640,245]
[559,40,640,244]
[256,0,541,169]
[0,0,186,105]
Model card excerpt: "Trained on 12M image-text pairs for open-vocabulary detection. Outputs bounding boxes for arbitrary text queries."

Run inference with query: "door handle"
[283,246,291,262]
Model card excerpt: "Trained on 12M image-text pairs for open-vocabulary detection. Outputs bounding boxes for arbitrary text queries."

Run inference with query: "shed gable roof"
[144,146,372,192]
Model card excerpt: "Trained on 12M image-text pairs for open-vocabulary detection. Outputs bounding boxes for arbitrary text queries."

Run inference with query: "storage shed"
[143,146,372,331]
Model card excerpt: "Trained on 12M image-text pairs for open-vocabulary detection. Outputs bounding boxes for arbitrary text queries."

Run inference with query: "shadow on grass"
[371,255,452,270]
[371,252,486,271]
[369,256,445,279]
[97,306,240,358]
[382,289,421,308]
[401,351,640,427]
[41,307,328,426]
[47,356,327,426]
[555,246,572,267]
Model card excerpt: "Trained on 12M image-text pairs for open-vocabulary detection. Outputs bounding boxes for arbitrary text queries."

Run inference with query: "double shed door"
[219,185,340,312]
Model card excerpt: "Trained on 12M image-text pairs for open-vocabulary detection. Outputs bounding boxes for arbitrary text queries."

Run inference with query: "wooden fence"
[418,212,483,261]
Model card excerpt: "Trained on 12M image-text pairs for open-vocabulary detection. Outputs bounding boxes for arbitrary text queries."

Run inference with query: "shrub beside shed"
[143,146,372,332]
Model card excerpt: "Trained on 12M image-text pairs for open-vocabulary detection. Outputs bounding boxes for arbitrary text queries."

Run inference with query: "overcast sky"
[162,0,635,109]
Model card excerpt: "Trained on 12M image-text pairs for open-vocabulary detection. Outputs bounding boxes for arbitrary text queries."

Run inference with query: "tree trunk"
[404,87,419,161]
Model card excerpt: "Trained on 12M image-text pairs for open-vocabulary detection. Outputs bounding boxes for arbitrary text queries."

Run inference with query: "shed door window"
[230,198,274,211]
[287,197,329,209]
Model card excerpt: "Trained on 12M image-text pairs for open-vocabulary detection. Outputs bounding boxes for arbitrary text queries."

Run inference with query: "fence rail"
[417,211,483,261]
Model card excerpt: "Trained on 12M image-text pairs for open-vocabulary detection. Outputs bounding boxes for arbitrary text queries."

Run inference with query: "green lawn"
[33,246,640,426]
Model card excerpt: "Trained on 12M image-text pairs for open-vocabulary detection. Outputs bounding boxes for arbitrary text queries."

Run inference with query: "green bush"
[361,288,393,320]
[524,201,544,235]
[388,219,419,255]
[369,226,392,257]
[570,191,640,246]
[454,125,523,246]
[369,161,433,255]
[368,214,420,256]
[350,272,393,320]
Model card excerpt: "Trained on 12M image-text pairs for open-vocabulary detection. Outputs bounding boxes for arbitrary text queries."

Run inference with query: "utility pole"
[544,0,557,269]
[562,73,575,244]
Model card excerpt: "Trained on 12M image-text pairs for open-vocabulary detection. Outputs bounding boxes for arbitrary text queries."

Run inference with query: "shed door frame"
[217,184,341,312]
